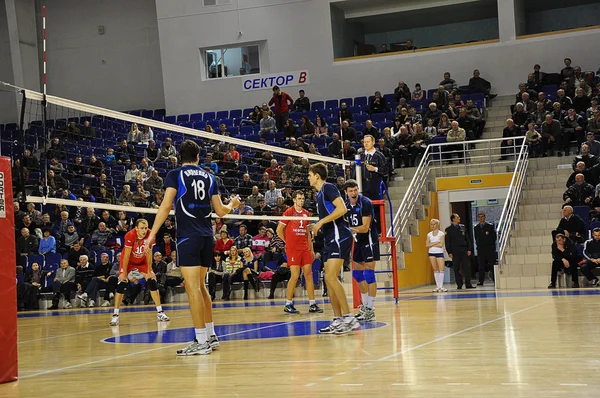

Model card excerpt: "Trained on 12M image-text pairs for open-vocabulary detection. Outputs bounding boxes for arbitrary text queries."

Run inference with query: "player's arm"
[312,197,347,233]
[120,246,132,282]
[212,194,240,217]
[148,187,176,251]
[276,222,287,244]
[351,215,371,234]
[425,234,432,248]
[145,243,155,279]
[438,234,445,248]
[306,228,315,256]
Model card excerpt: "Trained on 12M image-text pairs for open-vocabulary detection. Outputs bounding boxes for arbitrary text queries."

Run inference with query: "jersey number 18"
[191,179,206,200]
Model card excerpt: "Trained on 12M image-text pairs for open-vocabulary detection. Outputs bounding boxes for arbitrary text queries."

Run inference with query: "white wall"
[156,0,600,117]
[44,0,165,112]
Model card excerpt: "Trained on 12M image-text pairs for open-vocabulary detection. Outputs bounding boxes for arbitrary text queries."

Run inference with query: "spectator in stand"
[96,186,115,205]
[456,108,477,140]
[379,44,389,53]
[296,137,309,152]
[339,102,353,123]
[266,159,282,182]
[541,114,564,157]
[215,230,234,255]
[246,186,264,210]
[465,99,486,138]
[393,125,412,168]
[525,122,543,157]
[125,163,142,183]
[218,123,230,137]
[469,69,496,100]
[551,102,567,124]
[127,123,141,144]
[548,233,581,289]
[515,83,536,104]
[260,110,277,136]
[156,137,177,162]
[145,140,159,161]
[340,120,357,143]
[538,92,553,111]
[580,228,600,286]
[17,228,39,256]
[38,228,56,255]
[437,113,452,136]
[234,225,253,250]
[144,170,164,194]
[167,155,179,171]
[90,222,112,252]
[158,232,177,260]
[567,162,591,187]
[363,120,379,140]
[238,174,254,198]
[557,89,573,111]
[140,125,153,144]
[573,88,591,115]
[424,103,443,126]
[377,138,394,175]
[390,119,404,137]
[589,111,600,135]
[314,115,328,137]
[587,98,599,119]
[393,81,411,102]
[500,119,521,160]
[300,115,315,138]
[116,139,136,164]
[325,133,340,159]
[200,153,218,174]
[132,184,150,207]
[440,72,457,94]
[75,254,95,294]
[68,155,86,180]
[265,180,282,207]
[512,103,531,131]
[47,170,68,196]
[52,211,70,238]
[369,91,388,115]
[396,108,409,124]
[117,184,134,206]
[584,131,600,157]
[48,259,76,309]
[58,223,80,254]
[46,138,66,161]
[341,140,357,160]
[520,92,536,114]
[412,83,424,101]
[283,119,298,139]
[269,85,294,132]
[532,101,548,126]
[26,203,43,226]
[86,155,103,178]
[251,226,270,258]
[49,158,65,176]
[572,143,597,171]
[561,58,574,84]
[446,121,467,162]
[293,89,310,113]
[436,85,450,108]
[563,173,594,207]
[530,64,545,92]
[411,123,428,165]
[99,210,117,233]
[563,109,586,149]
[554,206,586,245]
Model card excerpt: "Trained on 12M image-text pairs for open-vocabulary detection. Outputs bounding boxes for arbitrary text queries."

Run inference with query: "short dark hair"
[564,57,571,62]
[594,228,600,234]
[344,179,359,190]
[450,213,459,222]
[309,163,327,180]
[164,232,171,238]
[292,190,304,199]
[180,140,200,163]
[299,89,305,93]
[273,85,280,91]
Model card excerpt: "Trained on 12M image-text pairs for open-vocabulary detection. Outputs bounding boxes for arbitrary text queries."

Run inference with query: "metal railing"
[389,136,528,265]
[496,138,530,270]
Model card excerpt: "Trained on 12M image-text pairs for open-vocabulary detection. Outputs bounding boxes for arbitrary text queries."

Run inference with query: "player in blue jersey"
[308,163,360,335]
[345,179,379,322]
[147,140,240,356]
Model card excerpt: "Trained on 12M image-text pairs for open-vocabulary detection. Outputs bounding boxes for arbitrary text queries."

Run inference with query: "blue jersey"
[345,194,378,246]
[316,182,352,243]
[164,164,219,239]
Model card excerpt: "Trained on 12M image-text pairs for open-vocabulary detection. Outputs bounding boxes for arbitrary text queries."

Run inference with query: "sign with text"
[242,70,309,92]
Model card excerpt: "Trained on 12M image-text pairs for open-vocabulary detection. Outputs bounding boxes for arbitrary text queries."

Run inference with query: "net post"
[355,154,362,193]
[0,157,18,383]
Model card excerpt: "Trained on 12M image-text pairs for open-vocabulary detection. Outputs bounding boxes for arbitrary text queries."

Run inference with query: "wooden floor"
[4,285,600,397]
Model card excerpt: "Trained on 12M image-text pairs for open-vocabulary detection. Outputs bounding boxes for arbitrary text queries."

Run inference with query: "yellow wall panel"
[436,173,513,191]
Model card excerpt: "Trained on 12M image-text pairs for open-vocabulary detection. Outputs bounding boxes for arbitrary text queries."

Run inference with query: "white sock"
[361,292,368,306]
[309,300,316,306]
[367,296,375,310]
[113,309,119,315]
[436,272,444,288]
[156,306,163,313]
[195,328,207,343]
[286,299,293,306]
[206,322,215,337]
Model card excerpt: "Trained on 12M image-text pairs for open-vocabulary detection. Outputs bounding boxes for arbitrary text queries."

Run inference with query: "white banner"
[242,70,309,92]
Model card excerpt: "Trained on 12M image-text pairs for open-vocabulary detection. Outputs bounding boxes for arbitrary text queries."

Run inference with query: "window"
[202,45,260,80]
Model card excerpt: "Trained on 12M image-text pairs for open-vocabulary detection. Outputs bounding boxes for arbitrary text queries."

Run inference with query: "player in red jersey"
[109,218,169,326]
[277,190,323,314]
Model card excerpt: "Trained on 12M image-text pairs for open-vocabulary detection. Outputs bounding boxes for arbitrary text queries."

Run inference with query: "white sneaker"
[109,314,119,326]
[88,300,95,308]
[334,317,360,335]
[101,300,111,307]
[64,302,72,309]
[355,304,366,319]
[319,318,342,334]
[361,308,376,322]
[109,293,114,300]
[176,340,212,356]
[440,287,448,292]
[208,335,220,349]
[157,311,170,322]
[77,292,88,301]
[433,288,440,292]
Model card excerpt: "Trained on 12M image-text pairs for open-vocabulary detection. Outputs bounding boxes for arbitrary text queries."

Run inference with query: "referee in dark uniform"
[360,134,388,235]
[473,213,497,286]
[445,213,475,289]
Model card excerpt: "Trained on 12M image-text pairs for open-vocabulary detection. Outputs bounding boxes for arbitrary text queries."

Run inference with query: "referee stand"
[351,180,399,308]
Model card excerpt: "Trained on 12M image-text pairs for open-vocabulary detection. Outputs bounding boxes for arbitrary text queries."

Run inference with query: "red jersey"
[280,207,310,252]
[120,228,152,272]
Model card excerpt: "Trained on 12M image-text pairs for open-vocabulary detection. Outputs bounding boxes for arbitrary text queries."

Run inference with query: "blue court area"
[102,321,388,344]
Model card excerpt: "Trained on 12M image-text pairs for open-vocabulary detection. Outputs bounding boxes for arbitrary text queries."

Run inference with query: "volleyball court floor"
[4,284,600,398]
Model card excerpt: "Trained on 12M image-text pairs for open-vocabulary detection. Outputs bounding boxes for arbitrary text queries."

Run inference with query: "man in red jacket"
[268,85,294,133]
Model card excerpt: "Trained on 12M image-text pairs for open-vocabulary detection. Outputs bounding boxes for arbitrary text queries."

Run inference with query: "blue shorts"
[177,236,214,268]
[428,252,444,258]
[322,237,352,263]
[353,241,381,263]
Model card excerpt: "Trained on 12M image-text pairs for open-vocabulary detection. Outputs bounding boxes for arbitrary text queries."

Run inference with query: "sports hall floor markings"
[16,288,600,319]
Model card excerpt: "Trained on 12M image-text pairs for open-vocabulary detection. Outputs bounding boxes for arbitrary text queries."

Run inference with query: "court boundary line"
[19,314,328,380]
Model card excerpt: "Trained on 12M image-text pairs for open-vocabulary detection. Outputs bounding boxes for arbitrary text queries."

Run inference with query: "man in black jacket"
[468,69,496,100]
[361,135,388,201]
[473,213,496,286]
[445,214,475,289]
[580,228,600,286]
[563,174,594,207]
[554,205,586,244]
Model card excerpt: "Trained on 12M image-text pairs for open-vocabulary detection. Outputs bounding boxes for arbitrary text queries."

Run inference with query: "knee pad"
[147,279,158,291]
[116,281,128,294]
[364,269,376,284]
[352,269,365,283]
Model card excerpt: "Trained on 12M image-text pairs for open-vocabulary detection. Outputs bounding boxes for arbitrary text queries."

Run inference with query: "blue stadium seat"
[354,97,367,108]
[216,110,229,119]
[289,112,302,121]
[469,93,485,103]
[164,116,176,124]
[246,135,260,142]
[240,126,254,136]
[306,111,317,120]
[27,254,45,271]
[427,88,437,99]
[221,118,233,126]
[243,108,253,118]
[325,99,338,110]
[591,221,600,231]
[312,101,325,111]
[573,206,590,231]
[190,113,203,121]
[339,97,352,107]
[355,114,369,123]
[203,111,216,121]
[177,114,189,123]
[385,112,396,121]
[193,121,207,130]
[141,110,153,119]
[541,85,558,95]
[318,147,328,156]
[371,113,385,123]
[45,253,62,269]
[154,109,166,117]
[230,109,242,119]
[207,120,220,129]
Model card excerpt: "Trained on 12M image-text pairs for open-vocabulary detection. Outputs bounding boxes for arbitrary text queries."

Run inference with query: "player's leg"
[146,276,170,322]
[435,257,447,292]
[361,261,377,321]
[110,275,128,326]
[178,265,212,355]
[197,265,219,349]
[324,260,343,316]
[352,261,368,319]
[302,261,323,313]
[429,256,441,292]
[285,265,301,314]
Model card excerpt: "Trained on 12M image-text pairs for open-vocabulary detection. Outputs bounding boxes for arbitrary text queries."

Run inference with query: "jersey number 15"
[349,213,360,227]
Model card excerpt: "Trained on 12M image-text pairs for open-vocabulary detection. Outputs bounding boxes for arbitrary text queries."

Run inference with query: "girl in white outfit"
[426,218,447,292]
